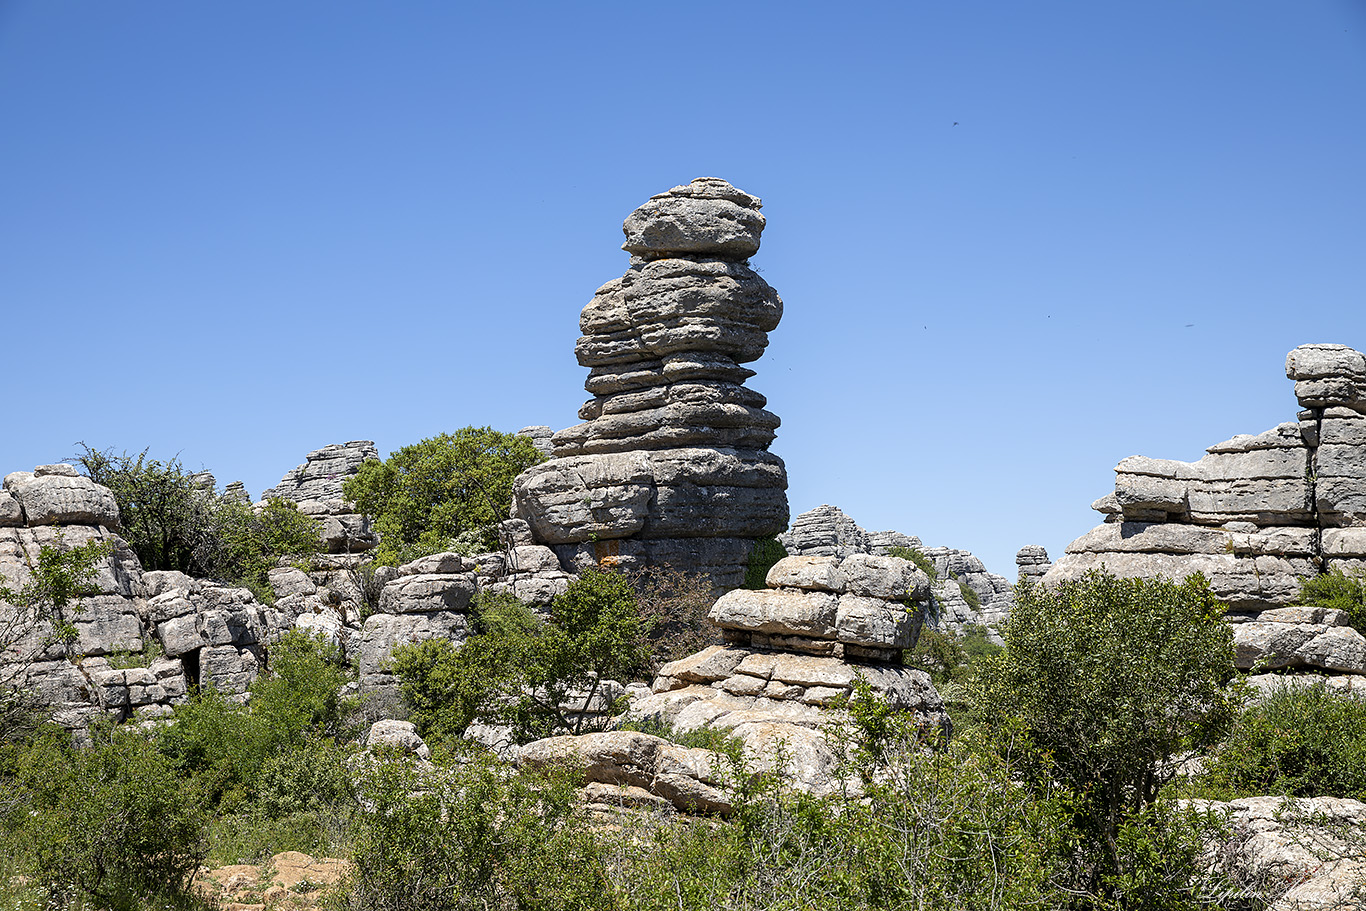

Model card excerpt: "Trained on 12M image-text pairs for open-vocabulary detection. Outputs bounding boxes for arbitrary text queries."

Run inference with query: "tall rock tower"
[512,177,789,589]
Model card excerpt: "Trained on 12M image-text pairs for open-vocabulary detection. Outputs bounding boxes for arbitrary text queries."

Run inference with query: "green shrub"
[957,579,981,610]
[1200,681,1366,800]
[904,623,1002,695]
[346,753,608,911]
[73,444,321,598]
[157,631,357,809]
[18,727,206,910]
[889,545,938,580]
[393,571,650,745]
[971,571,1242,901]
[1298,567,1366,633]
[342,427,545,567]
[742,537,787,590]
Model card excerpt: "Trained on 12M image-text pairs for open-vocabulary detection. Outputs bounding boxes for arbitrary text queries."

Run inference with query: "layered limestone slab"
[1046,343,1366,676]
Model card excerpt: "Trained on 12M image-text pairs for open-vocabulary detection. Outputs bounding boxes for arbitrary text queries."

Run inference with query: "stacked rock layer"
[624,552,947,794]
[262,441,379,554]
[512,178,789,589]
[1045,343,1366,675]
[779,504,1015,633]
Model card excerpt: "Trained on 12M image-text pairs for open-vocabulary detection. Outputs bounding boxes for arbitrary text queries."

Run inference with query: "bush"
[74,444,321,598]
[629,564,718,671]
[393,570,650,745]
[1200,681,1366,800]
[971,571,1242,900]
[1298,567,1366,633]
[18,726,206,910]
[742,537,787,590]
[156,631,357,810]
[0,535,111,742]
[904,623,1002,696]
[342,427,545,567]
[346,753,608,911]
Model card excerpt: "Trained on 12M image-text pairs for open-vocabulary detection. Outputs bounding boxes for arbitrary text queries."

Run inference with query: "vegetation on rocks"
[1297,566,1366,633]
[342,427,545,566]
[74,444,322,601]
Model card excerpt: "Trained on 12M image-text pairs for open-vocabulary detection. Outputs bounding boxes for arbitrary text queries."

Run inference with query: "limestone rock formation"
[1016,545,1051,582]
[779,504,1014,633]
[1,465,299,731]
[623,552,948,795]
[1187,795,1366,911]
[262,441,379,554]
[1045,344,1366,674]
[512,178,789,589]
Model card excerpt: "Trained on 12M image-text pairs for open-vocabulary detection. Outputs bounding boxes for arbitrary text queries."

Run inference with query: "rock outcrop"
[779,504,1014,633]
[1045,344,1366,674]
[1189,795,1366,911]
[1,465,297,731]
[623,552,948,795]
[511,178,789,590]
[262,441,379,554]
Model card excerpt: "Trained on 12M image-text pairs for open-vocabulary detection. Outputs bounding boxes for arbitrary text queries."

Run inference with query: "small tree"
[0,536,111,741]
[342,427,544,567]
[393,569,650,744]
[971,570,1241,899]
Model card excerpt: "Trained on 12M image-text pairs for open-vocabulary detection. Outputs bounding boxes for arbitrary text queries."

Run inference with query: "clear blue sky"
[3,1,1364,578]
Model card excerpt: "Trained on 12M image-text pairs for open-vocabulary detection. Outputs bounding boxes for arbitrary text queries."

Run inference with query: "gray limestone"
[261,441,379,553]
[779,505,1014,634]
[512,178,788,589]
[1046,343,1366,676]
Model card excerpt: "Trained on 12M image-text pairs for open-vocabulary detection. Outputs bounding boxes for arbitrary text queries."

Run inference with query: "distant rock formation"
[512,178,789,589]
[262,441,379,554]
[1016,545,1051,582]
[779,505,1014,634]
[1045,343,1366,674]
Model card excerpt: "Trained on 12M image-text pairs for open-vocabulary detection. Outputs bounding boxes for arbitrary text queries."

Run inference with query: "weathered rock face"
[1016,545,1051,582]
[0,466,301,731]
[1045,344,1366,674]
[512,178,789,590]
[623,552,948,796]
[779,504,1014,634]
[262,441,379,554]
[1188,795,1366,911]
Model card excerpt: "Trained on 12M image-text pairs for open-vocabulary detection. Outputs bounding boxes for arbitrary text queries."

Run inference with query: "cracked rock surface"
[512,178,789,590]
[1046,343,1366,674]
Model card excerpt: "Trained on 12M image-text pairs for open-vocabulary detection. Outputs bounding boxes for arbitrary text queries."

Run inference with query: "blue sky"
[2,1,1363,577]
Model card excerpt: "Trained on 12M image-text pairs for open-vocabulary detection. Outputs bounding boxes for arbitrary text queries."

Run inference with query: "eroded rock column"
[512,178,789,588]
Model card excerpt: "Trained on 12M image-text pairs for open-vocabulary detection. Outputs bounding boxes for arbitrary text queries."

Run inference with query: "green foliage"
[156,631,358,811]
[0,533,111,656]
[957,579,981,609]
[614,715,745,762]
[346,753,608,911]
[17,726,207,910]
[1199,681,1366,801]
[74,444,321,597]
[905,624,1002,683]
[742,536,787,590]
[76,444,213,575]
[0,535,111,741]
[394,570,650,745]
[971,571,1241,900]
[342,427,545,567]
[208,497,323,601]
[889,545,938,580]
[1298,567,1366,633]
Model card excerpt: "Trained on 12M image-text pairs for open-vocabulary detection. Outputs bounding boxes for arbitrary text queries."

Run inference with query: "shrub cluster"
[342,427,544,566]
[75,444,321,601]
